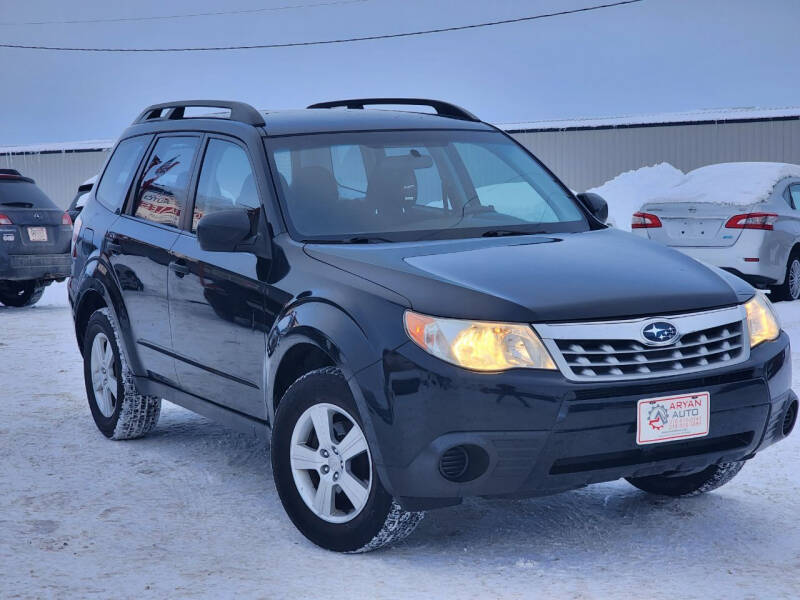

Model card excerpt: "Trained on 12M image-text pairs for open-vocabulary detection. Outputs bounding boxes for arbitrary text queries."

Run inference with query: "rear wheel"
[626,461,744,497]
[0,280,45,307]
[82,309,161,439]
[771,250,800,301]
[271,367,424,552]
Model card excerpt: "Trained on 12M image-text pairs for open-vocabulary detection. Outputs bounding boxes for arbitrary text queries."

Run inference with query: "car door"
[167,136,269,419]
[106,134,201,385]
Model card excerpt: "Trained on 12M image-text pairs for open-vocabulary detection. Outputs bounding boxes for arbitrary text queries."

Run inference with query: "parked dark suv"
[0,169,72,306]
[70,99,796,553]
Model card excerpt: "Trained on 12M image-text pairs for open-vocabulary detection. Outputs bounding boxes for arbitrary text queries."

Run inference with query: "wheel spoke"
[101,385,112,415]
[338,471,369,510]
[291,444,325,471]
[103,341,114,368]
[308,404,333,448]
[312,478,335,518]
[106,373,118,398]
[337,426,368,462]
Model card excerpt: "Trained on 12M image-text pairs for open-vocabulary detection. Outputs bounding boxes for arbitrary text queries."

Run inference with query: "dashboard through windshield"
[265,129,589,242]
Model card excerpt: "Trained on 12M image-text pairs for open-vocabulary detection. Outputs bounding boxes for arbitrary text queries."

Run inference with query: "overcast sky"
[0,0,798,145]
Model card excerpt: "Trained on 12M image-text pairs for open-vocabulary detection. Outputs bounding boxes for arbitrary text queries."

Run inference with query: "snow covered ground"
[2,282,799,599]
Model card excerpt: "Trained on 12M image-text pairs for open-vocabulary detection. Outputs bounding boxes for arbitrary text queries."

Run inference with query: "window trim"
[182,134,263,235]
[788,184,800,211]
[95,134,154,214]
[125,133,203,231]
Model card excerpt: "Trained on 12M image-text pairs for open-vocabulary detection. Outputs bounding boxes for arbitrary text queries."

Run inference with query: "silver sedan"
[631,162,800,301]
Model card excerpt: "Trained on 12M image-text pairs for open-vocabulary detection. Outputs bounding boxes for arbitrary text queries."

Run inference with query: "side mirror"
[197,209,253,252]
[576,192,608,223]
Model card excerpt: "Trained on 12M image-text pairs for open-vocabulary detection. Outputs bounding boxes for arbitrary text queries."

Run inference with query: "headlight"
[745,294,780,348]
[404,310,556,372]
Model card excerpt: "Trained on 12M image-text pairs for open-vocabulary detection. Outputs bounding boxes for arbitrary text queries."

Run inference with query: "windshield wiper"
[480,229,548,238]
[0,201,34,208]
[306,236,394,244]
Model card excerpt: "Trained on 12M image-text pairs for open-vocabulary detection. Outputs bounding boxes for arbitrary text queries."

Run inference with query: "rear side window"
[789,184,800,210]
[0,180,56,209]
[96,136,150,212]
[192,139,259,232]
[133,136,200,228]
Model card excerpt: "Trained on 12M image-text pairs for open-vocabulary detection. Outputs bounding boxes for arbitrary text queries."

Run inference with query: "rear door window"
[96,136,151,212]
[132,136,200,228]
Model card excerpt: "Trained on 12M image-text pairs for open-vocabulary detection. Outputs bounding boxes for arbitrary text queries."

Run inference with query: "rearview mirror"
[197,209,253,252]
[576,192,608,223]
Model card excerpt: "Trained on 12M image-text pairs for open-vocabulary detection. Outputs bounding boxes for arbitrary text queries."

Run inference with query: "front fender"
[266,297,408,468]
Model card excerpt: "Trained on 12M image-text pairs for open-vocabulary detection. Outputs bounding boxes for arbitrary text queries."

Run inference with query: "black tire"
[770,249,800,302]
[626,461,745,497]
[271,366,424,553]
[82,308,161,440]
[0,280,45,307]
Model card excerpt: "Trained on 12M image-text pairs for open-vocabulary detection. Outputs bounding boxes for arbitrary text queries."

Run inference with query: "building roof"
[500,106,800,132]
[0,139,114,156]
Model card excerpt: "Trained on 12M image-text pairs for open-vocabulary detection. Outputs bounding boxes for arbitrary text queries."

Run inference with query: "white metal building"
[3,106,800,208]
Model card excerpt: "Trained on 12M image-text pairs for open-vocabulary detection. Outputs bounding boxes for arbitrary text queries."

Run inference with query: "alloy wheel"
[289,403,372,523]
[90,333,118,417]
[790,259,800,300]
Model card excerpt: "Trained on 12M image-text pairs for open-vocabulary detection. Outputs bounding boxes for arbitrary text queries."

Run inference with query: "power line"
[0,0,645,53]
[0,0,369,26]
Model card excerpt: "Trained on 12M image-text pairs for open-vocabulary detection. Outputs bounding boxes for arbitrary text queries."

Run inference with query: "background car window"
[193,139,259,231]
[133,137,199,228]
[95,136,150,212]
[454,142,558,222]
[789,184,800,210]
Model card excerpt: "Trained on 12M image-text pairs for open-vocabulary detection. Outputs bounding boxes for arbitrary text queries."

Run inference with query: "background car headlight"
[404,310,556,372]
[745,294,780,348]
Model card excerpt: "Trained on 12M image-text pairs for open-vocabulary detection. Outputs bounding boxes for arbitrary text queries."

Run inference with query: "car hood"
[304,228,753,322]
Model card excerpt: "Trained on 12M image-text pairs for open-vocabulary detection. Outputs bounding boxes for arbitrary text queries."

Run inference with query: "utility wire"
[0,0,369,26]
[0,0,645,53]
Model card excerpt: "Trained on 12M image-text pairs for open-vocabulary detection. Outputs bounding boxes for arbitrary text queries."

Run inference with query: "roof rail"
[307,98,480,122]
[133,100,265,127]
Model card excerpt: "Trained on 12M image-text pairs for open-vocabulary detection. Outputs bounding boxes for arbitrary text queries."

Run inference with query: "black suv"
[0,169,72,306]
[70,99,796,553]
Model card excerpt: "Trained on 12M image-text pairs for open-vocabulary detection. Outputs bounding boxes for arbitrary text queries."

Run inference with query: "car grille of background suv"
[535,306,749,382]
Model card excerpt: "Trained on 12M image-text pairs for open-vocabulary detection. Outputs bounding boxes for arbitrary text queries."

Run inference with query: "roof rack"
[307,98,480,122]
[133,100,265,127]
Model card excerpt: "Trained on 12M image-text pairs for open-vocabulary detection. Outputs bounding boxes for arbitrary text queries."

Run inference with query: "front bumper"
[354,332,793,510]
[0,252,71,281]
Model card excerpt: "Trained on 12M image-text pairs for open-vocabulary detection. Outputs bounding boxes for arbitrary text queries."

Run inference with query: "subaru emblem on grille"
[641,321,679,345]
[34,212,41,220]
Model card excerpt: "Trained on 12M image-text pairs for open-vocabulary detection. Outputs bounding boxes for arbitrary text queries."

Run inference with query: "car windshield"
[0,180,57,209]
[266,129,588,242]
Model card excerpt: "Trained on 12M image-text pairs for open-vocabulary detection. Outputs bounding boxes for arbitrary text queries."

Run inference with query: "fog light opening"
[782,399,797,437]
[438,444,490,483]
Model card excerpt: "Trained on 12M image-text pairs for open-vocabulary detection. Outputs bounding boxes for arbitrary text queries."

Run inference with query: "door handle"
[170,260,190,278]
[106,238,123,254]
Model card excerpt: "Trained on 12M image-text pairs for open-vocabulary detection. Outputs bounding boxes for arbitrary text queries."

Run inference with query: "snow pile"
[654,162,800,206]
[587,163,685,230]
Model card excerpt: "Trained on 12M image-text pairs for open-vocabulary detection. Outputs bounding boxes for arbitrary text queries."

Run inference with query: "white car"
[632,162,800,300]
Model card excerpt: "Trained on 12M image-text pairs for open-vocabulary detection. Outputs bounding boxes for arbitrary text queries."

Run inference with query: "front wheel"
[0,280,45,307]
[271,367,423,552]
[626,461,744,497]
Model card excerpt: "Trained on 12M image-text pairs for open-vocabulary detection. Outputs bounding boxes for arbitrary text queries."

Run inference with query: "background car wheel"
[83,308,161,440]
[771,250,800,301]
[626,461,744,497]
[271,366,424,553]
[0,280,45,307]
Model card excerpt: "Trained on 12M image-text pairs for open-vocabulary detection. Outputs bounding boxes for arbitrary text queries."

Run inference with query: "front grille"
[556,321,744,379]
[535,306,749,382]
